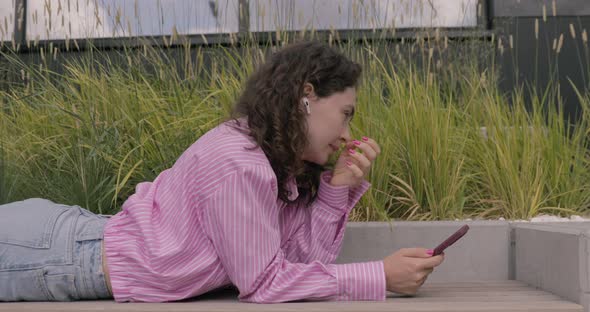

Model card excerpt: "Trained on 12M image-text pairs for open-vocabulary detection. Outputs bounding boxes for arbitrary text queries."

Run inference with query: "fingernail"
[348,148,355,154]
[346,160,353,166]
[353,140,361,146]
[426,249,434,256]
[362,136,369,141]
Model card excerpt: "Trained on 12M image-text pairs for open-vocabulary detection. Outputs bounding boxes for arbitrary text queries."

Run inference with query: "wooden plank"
[0,281,582,312]
[389,295,567,302]
[421,280,534,288]
[426,280,527,286]
[0,301,582,312]
[387,292,563,301]
[419,286,538,292]
[392,290,555,297]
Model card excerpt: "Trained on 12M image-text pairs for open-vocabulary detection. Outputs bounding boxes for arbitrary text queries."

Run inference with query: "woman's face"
[301,86,356,165]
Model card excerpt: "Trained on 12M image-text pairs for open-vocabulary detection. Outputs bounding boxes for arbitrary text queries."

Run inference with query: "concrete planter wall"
[336,221,590,311]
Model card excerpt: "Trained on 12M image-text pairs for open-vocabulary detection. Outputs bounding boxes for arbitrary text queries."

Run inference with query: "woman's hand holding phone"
[383,225,468,295]
[383,248,445,295]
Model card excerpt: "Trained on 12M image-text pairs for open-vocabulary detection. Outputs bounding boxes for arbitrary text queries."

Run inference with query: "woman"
[0,40,444,303]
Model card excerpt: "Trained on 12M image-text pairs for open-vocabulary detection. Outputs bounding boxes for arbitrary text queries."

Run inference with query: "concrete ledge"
[337,221,590,312]
[512,222,590,309]
[336,221,512,282]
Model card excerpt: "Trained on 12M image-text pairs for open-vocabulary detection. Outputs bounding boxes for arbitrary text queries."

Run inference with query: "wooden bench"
[1,280,582,312]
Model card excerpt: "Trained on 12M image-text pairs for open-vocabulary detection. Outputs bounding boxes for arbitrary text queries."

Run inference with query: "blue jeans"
[0,198,112,301]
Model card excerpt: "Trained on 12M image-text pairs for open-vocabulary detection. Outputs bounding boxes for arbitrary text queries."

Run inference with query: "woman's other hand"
[330,137,381,187]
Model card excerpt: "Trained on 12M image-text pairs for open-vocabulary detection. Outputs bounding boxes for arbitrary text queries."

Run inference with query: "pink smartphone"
[432,225,469,256]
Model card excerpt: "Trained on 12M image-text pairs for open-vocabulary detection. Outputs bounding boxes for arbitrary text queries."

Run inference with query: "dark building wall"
[491,0,590,121]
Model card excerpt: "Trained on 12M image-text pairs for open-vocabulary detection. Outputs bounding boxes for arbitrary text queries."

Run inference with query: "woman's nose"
[340,126,352,143]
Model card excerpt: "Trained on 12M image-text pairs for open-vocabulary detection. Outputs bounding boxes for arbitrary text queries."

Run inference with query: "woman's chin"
[302,150,334,166]
[305,155,329,166]
[311,159,328,166]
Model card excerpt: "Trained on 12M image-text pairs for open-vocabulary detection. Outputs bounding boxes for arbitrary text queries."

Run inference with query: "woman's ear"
[302,82,317,100]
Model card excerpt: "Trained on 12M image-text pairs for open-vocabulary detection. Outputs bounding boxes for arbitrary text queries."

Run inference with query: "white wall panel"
[0,0,15,42]
[23,0,478,41]
[26,0,239,40]
[249,0,478,32]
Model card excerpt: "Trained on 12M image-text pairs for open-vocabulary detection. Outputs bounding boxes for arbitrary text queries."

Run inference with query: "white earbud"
[303,98,311,114]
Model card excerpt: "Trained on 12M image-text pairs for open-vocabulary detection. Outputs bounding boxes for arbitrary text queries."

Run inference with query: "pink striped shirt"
[103,119,386,303]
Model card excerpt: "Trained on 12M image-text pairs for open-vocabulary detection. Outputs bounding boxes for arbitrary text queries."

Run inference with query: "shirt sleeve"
[283,171,371,265]
[200,166,386,303]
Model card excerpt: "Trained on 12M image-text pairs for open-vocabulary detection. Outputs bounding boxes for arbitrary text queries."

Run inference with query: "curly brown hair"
[229,41,362,207]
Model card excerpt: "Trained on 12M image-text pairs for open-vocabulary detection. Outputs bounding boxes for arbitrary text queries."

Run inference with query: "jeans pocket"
[0,198,69,248]
[0,269,52,301]
[44,273,79,301]
[0,199,78,272]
